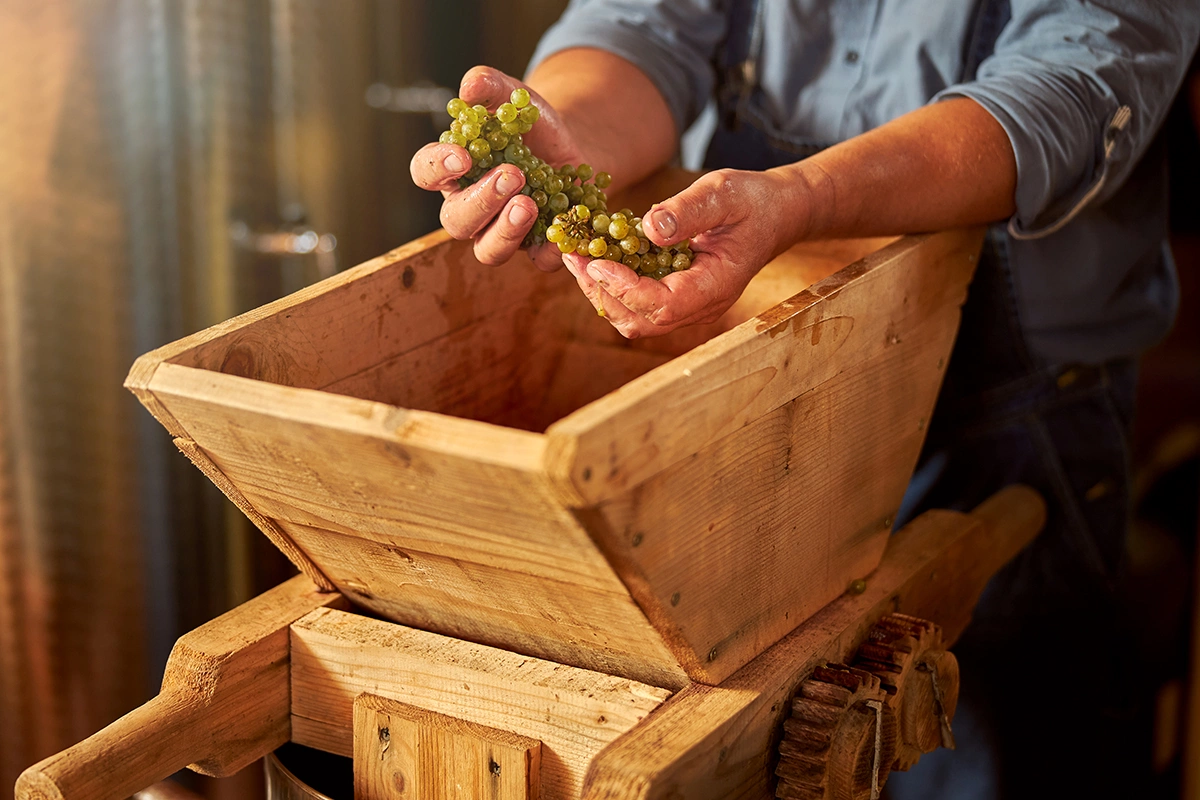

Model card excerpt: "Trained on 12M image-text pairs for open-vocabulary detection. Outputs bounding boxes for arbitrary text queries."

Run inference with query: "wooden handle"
[15,575,347,800]
[16,692,212,800]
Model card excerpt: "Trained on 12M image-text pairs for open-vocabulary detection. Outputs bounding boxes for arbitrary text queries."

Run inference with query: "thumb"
[459,66,524,111]
[643,171,738,248]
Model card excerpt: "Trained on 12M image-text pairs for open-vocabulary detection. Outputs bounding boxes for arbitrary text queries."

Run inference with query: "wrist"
[764,161,829,252]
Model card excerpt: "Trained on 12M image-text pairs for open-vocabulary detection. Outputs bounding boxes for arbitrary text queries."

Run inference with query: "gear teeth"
[775,664,897,800]
[850,614,959,773]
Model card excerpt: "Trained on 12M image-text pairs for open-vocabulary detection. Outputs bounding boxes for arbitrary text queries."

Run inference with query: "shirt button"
[845,49,860,64]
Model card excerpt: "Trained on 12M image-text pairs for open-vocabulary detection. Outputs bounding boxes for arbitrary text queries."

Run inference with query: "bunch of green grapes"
[438,89,693,278]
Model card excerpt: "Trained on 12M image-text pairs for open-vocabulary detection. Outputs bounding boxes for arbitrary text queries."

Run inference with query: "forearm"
[774,98,1017,242]
[527,48,678,192]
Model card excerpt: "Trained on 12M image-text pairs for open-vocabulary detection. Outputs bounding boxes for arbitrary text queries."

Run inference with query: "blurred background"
[0,2,1196,799]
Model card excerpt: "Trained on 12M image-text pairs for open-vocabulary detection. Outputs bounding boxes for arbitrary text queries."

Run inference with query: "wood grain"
[353,695,541,800]
[147,363,686,689]
[580,486,1045,800]
[14,576,346,800]
[289,608,672,800]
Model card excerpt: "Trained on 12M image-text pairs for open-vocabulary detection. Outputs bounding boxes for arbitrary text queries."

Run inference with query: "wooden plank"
[173,437,334,591]
[280,522,688,690]
[354,695,541,800]
[289,608,672,800]
[543,228,982,507]
[14,577,347,800]
[580,486,1046,800]
[147,363,687,689]
[583,309,961,684]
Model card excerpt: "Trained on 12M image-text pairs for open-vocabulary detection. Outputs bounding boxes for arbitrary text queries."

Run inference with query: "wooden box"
[126,172,980,689]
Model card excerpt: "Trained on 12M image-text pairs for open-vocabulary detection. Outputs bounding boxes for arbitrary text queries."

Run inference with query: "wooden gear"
[15,170,1046,800]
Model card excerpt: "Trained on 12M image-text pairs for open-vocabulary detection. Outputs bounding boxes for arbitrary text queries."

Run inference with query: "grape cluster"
[437,90,693,279]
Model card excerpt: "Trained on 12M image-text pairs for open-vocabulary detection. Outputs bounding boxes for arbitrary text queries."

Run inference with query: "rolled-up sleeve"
[935,1,1199,236]
[528,0,727,136]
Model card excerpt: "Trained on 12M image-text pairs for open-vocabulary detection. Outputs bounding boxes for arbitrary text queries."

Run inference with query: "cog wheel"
[851,613,960,771]
[775,663,899,800]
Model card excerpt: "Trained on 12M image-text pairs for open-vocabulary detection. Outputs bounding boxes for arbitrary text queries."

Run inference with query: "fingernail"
[497,170,521,196]
[444,153,465,173]
[508,203,533,227]
[649,208,677,240]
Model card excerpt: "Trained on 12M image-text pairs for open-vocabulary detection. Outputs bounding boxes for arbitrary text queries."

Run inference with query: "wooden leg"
[353,694,541,800]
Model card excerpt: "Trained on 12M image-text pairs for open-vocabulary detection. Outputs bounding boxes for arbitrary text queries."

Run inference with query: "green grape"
[519,105,540,125]
[487,130,509,151]
[497,103,518,124]
[468,138,491,160]
[432,95,694,275]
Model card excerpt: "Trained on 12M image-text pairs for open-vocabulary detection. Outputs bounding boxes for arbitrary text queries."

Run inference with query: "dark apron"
[704,2,1148,797]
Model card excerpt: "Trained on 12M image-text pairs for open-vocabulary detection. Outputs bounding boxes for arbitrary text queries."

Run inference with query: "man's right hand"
[409,66,586,272]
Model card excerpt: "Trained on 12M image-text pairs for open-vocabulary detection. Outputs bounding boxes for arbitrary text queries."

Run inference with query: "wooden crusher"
[15,171,1046,800]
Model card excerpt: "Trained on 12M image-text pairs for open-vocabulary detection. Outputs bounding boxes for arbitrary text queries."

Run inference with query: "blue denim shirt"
[530,0,1200,364]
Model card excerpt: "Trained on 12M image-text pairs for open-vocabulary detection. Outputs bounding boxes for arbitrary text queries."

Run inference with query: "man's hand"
[562,169,801,338]
[409,66,586,272]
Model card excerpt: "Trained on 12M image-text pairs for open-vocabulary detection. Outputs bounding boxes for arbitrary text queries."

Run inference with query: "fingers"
[473,194,539,266]
[459,66,522,111]
[438,164,526,240]
[410,143,471,193]
[562,255,646,338]
[643,169,744,248]
[586,258,725,329]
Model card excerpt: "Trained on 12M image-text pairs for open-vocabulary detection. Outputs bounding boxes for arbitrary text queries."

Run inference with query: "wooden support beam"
[290,608,671,799]
[15,576,346,800]
[354,694,541,800]
[581,486,1045,800]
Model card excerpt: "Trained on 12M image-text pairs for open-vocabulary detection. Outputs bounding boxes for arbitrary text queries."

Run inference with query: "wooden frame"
[124,171,982,688]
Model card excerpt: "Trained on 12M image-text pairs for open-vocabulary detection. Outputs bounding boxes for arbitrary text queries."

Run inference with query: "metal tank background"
[0,0,564,793]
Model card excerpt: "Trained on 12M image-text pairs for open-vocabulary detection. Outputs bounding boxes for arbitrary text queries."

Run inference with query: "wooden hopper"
[123,171,981,690]
[18,172,1052,800]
